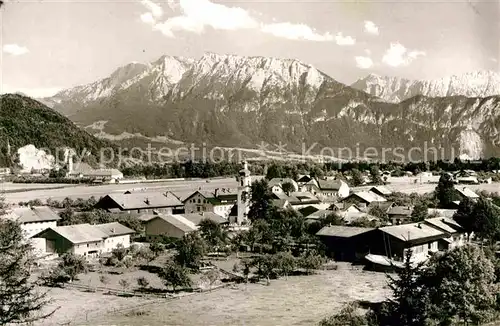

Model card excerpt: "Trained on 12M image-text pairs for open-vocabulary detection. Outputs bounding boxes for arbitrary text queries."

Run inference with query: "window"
[428,243,431,250]
[198,199,201,204]
[197,207,201,212]
[87,244,89,248]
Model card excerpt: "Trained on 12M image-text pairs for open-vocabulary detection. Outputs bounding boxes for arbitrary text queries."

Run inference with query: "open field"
[76,264,390,326]
[2,177,244,204]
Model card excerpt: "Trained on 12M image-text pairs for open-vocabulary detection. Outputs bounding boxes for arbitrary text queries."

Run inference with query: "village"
[1,157,500,325]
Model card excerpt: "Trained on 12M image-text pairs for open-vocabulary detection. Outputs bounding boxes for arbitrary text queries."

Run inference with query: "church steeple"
[237,160,251,225]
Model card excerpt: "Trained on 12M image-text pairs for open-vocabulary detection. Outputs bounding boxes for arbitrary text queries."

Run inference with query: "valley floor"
[37,263,390,326]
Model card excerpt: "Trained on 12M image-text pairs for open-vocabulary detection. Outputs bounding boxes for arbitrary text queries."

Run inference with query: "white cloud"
[382,42,426,67]
[355,56,373,69]
[364,21,379,35]
[140,0,163,18]
[261,22,334,42]
[3,44,29,56]
[140,12,155,25]
[335,32,356,46]
[141,0,350,44]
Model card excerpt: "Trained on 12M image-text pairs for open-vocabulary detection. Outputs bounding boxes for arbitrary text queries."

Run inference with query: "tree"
[111,243,128,262]
[376,249,429,326]
[174,232,206,269]
[368,205,389,222]
[198,218,227,250]
[149,241,165,259]
[252,254,276,285]
[421,245,498,325]
[273,251,296,279]
[99,275,110,287]
[248,179,274,222]
[472,198,500,244]
[136,276,149,290]
[118,279,130,292]
[161,262,192,292]
[201,269,220,290]
[319,303,367,326]
[281,182,295,196]
[453,197,476,235]
[410,202,428,222]
[58,253,87,282]
[298,251,324,274]
[435,173,457,208]
[350,169,364,187]
[370,166,383,185]
[0,219,55,324]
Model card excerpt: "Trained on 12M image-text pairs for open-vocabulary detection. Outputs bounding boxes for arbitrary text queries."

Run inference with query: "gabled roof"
[268,178,298,189]
[367,201,394,213]
[317,225,375,238]
[347,191,387,204]
[183,190,238,205]
[297,175,313,183]
[151,214,198,233]
[180,212,227,225]
[317,179,346,191]
[387,206,413,217]
[36,224,109,244]
[369,186,392,196]
[8,206,61,223]
[342,211,378,224]
[454,186,480,199]
[103,192,183,210]
[423,217,464,234]
[380,223,446,242]
[94,222,135,237]
[304,209,332,220]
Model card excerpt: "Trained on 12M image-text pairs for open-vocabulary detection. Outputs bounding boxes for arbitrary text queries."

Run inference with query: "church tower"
[237,160,251,225]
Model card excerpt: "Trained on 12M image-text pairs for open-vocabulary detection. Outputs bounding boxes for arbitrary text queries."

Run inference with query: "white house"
[316,178,350,199]
[3,206,61,239]
[94,222,135,253]
[268,178,299,194]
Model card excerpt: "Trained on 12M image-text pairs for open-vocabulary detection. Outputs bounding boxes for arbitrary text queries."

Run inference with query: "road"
[3,178,244,204]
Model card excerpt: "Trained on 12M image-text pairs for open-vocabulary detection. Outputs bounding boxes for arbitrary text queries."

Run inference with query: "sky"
[1,0,499,98]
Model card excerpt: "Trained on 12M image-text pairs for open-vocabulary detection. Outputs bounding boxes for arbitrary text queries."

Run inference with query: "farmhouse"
[423,217,467,250]
[387,206,413,225]
[341,191,387,208]
[316,226,378,262]
[144,212,227,241]
[67,162,123,181]
[183,189,237,218]
[95,191,184,214]
[375,223,448,263]
[316,178,350,199]
[94,222,135,253]
[453,186,480,202]
[2,206,61,238]
[32,222,134,257]
[369,186,392,197]
[268,178,299,194]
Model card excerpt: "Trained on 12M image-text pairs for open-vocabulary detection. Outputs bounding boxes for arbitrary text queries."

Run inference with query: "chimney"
[145,198,150,205]
[215,188,219,197]
[110,228,115,233]
[417,223,422,229]
[164,192,168,197]
[200,212,204,216]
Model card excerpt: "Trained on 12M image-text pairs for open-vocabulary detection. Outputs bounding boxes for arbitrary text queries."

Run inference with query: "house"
[94,222,135,253]
[316,178,350,199]
[454,186,480,202]
[341,211,379,225]
[32,222,134,257]
[183,189,237,218]
[369,186,392,198]
[67,162,123,181]
[268,178,299,194]
[2,206,61,238]
[423,217,467,250]
[387,206,413,225]
[271,191,321,210]
[144,212,227,241]
[144,214,198,241]
[316,226,378,262]
[300,178,320,194]
[341,191,387,209]
[303,209,334,222]
[455,176,479,185]
[95,191,184,214]
[375,223,448,263]
[427,208,457,218]
[0,167,11,176]
[365,201,395,214]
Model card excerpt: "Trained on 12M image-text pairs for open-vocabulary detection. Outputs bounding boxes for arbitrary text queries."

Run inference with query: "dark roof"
[94,222,135,237]
[369,186,392,196]
[317,225,375,237]
[10,206,61,223]
[423,217,464,234]
[101,192,183,210]
[183,190,238,205]
[317,179,346,191]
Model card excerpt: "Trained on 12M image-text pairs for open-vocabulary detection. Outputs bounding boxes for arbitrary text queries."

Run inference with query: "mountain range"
[351,71,500,103]
[41,52,500,160]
